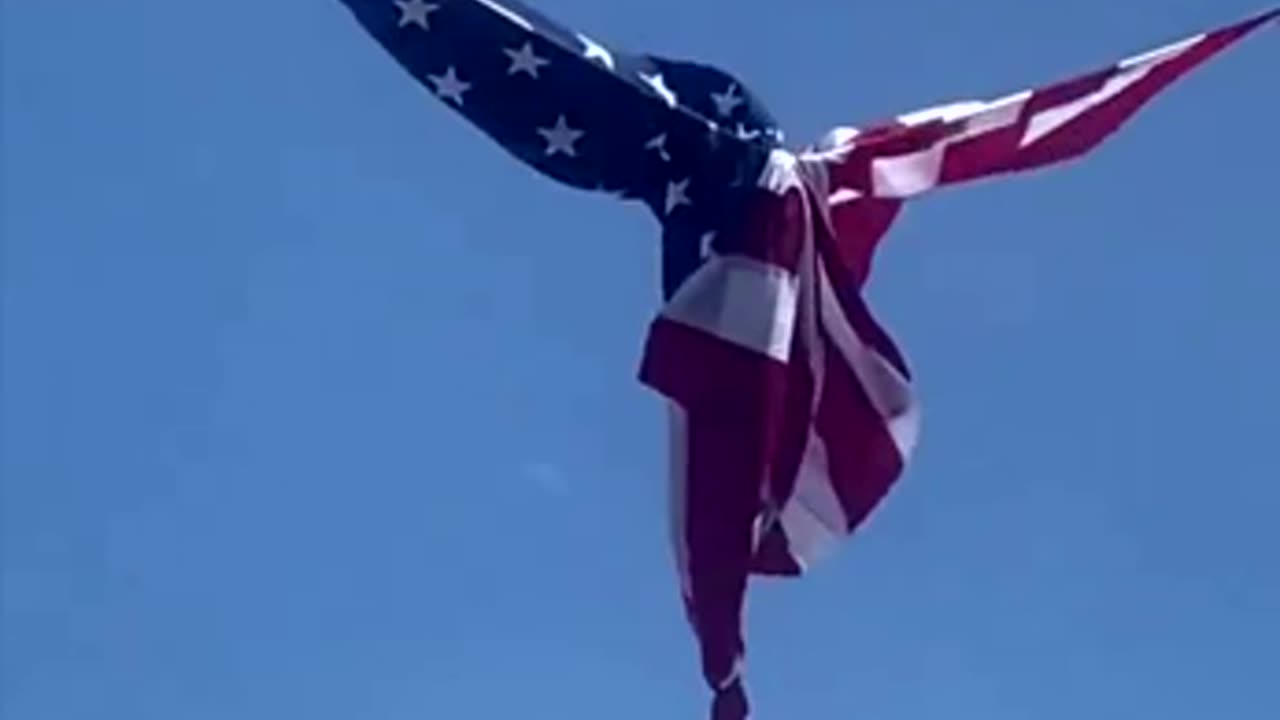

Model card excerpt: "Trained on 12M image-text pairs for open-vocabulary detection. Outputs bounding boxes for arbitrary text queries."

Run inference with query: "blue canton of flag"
[339,0,785,298]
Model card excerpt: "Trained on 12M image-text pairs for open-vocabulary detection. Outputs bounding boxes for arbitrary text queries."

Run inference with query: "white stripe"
[1118,33,1203,70]
[957,90,1033,138]
[829,187,862,206]
[777,430,849,572]
[1021,65,1149,147]
[661,255,798,363]
[870,144,947,198]
[897,99,989,126]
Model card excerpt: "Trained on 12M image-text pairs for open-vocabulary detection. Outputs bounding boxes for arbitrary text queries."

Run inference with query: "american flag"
[335,2,1277,717]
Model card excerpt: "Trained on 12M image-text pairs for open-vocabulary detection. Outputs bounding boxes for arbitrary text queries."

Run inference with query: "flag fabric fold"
[334,2,1277,717]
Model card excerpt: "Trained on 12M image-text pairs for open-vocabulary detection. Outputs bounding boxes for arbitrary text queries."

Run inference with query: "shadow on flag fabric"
[334,2,1278,717]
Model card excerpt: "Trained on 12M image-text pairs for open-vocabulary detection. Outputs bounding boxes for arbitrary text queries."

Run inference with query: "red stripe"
[814,323,907,532]
[682,398,764,716]
[1004,61,1188,169]
[639,317,789,719]
[938,122,1027,184]
[823,197,904,289]
[639,317,788,412]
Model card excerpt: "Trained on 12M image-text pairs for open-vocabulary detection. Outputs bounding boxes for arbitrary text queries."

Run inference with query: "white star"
[639,72,678,108]
[428,66,470,106]
[700,231,717,258]
[537,115,585,157]
[504,42,549,78]
[645,133,670,162]
[395,0,439,30]
[711,83,744,117]
[665,179,691,215]
[577,33,615,70]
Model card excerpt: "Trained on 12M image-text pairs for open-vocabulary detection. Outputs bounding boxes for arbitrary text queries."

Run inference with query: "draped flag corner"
[334,2,1278,717]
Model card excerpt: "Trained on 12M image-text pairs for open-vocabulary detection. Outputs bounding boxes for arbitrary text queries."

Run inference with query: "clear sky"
[3,1,1277,718]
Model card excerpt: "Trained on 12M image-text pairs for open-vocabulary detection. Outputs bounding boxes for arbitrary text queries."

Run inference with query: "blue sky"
[2,1,1277,718]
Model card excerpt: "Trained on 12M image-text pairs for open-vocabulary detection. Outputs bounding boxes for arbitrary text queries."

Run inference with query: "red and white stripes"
[639,9,1276,720]
[808,8,1279,201]
[640,148,922,719]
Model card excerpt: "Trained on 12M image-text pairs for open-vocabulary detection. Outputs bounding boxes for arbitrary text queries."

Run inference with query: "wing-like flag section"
[810,9,1280,199]
[332,2,1276,717]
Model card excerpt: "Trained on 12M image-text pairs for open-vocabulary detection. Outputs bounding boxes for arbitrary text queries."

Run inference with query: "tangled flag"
[335,2,1277,717]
